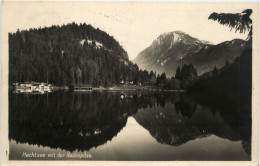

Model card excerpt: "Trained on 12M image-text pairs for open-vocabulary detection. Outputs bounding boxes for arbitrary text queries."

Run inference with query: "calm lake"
[9,91,251,160]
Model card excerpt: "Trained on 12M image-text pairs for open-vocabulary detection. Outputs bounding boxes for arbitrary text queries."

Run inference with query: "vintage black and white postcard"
[1,1,259,166]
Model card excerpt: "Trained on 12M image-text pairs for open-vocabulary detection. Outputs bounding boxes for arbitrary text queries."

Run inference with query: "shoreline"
[10,84,185,93]
[74,85,185,92]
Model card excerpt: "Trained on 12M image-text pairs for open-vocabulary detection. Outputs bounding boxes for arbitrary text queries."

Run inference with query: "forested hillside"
[9,23,155,86]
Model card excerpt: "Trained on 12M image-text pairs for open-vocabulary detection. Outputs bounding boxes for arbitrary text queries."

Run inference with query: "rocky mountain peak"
[154,31,210,47]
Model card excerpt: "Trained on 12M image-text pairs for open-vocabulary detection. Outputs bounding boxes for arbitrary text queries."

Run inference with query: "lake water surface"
[9,91,251,160]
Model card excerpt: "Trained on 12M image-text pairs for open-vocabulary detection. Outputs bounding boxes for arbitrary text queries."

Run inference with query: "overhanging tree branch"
[208,9,252,38]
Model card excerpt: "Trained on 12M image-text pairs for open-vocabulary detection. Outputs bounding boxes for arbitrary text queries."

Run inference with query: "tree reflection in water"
[9,91,251,156]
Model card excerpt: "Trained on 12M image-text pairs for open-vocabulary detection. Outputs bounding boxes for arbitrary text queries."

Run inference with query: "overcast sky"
[3,2,255,59]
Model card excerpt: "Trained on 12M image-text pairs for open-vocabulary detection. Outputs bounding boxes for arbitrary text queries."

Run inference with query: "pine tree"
[175,66,181,80]
[212,66,218,77]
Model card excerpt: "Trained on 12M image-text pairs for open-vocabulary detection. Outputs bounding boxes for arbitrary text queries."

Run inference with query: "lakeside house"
[73,84,92,91]
[13,82,52,93]
[120,80,134,85]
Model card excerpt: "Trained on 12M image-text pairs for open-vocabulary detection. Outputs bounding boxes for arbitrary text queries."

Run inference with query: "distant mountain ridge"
[133,31,246,76]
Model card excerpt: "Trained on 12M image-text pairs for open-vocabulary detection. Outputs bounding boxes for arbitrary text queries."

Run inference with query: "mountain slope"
[133,31,246,76]
[181,39,246,75]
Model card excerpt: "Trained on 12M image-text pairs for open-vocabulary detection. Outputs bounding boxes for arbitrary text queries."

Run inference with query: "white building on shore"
[13,82,52,94]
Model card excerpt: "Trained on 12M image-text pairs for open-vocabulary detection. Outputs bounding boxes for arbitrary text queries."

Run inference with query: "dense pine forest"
[9,23,158,87]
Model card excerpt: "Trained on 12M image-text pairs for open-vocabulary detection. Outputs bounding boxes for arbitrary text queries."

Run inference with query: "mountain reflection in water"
[9,91,251,160]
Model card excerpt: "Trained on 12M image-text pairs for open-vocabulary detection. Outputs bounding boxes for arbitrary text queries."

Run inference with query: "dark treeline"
[9,23,157,87]
[175,64,198,89]
[152,63,198,90]
[175,64,198,81]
